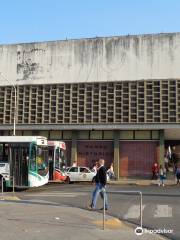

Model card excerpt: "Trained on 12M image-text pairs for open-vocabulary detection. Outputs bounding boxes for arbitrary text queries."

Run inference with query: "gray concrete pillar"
[71,131,78,166]
[159,129,165,166]
[113,130,120,180]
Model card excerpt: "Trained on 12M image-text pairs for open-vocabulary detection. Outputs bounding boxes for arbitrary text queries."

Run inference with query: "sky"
[0,0,180,44]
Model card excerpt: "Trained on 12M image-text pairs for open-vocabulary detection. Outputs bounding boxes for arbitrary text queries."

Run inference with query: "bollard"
[102,188,106,230]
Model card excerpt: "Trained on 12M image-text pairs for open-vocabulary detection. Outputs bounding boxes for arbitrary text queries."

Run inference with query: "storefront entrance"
[119,141,158,177]
[77,141,113,168]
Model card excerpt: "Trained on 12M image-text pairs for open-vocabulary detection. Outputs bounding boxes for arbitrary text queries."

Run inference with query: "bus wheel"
[65,176,70,184]
[3,179,6,192]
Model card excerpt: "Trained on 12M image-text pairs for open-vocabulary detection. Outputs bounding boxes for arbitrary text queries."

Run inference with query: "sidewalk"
[109,178,176,186]
[0,198,167,240]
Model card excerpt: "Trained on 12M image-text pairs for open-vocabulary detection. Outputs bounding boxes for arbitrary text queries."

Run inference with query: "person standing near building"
[72,161,77,167]
[151,163,159,180]
[107,163,115,180]
[158,165,166,186]
[89,159,109,210]
[175,164,180,185]
[92,161,98,174]
[164,155,169,172]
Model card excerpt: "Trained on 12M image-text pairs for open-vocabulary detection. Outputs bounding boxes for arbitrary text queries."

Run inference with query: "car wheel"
[65,176,70,184]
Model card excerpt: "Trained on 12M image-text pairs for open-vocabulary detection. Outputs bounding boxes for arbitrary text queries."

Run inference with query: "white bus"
[0,136,49,188]
[48,141,66,181]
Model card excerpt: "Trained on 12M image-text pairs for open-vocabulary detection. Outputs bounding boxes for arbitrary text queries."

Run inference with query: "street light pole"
[0,73,17,136]
[13,85,17,136]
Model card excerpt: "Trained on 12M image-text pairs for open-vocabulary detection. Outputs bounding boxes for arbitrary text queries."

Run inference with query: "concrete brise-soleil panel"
[0,32,180,86]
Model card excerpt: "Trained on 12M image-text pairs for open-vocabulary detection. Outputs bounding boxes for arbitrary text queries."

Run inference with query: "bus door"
[48,147,54,180]
[55,147,60,170]
[10,144,28,187]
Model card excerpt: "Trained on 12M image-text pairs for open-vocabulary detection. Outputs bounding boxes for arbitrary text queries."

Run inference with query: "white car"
[65,166,96,183]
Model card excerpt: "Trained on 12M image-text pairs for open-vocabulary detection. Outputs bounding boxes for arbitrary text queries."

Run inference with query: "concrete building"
[1,32,180,178]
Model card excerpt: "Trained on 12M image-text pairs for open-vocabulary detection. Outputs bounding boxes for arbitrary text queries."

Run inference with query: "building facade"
[1,33,180,178]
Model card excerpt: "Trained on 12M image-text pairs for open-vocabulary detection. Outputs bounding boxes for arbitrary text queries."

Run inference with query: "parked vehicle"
[65,166,96,183]
[53,168,67,182]
[0,136,48,188]
[48,141,66,182]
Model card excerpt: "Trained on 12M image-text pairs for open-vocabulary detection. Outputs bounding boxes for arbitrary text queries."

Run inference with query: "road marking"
[124,204,145,219]
[154,205,172,218]
[27,192,88,198]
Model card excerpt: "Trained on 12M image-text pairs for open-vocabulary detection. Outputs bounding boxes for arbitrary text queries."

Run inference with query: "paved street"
[10,183,180,240]
[0,197,167,240]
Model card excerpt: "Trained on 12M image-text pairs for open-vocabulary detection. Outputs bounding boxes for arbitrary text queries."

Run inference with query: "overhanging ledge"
[1,123,180,131]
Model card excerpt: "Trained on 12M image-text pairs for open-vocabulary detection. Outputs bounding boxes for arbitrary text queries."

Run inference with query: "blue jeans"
[91,183,108,209]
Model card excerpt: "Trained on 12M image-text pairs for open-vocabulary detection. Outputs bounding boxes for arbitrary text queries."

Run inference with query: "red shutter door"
[77,141,113,168]
[119,141,158,177]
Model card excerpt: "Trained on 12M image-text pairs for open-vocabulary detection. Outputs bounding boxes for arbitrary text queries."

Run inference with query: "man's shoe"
[87,204,95,210]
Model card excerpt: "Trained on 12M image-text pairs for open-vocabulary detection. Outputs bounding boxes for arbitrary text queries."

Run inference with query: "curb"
[109,180,176,186]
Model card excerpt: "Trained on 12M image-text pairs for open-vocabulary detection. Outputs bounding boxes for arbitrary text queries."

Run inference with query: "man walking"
[89,159,109,210]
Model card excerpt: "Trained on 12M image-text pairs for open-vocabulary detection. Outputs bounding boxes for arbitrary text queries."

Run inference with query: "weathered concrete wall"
[0,33,180,85]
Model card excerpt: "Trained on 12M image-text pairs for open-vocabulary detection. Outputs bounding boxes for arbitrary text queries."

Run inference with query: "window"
[80,167,90,173]
[30,145,36,171]
[36,147,48,176]
[69,167,78,172]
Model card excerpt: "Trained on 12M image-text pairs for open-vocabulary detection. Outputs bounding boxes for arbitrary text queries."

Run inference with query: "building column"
[71,130,78,166]
[159,129,165,166]
[113,130,120,180]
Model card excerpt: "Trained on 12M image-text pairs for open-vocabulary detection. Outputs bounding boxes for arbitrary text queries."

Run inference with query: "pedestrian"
[89,159,109,210]
[72,161,77,167]
[158,165,166,186]
[92,161,98,174]
[151,163,159,180]
[175,165,180,185]
[164,155,169,172]
[107,163,115,180]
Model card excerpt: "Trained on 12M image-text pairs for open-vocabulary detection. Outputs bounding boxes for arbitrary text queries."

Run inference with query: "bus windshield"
[36,146,48,176]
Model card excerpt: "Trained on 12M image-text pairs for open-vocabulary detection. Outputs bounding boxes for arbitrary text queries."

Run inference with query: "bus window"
[60,149,66,167]
[0,144,3,161]
[0,144,9,162]
[37,147,48,176]
[55,148,60,169]
[4,145,8,161]
[30,145,36,171]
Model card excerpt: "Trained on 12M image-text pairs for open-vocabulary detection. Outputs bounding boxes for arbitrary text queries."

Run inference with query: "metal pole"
[140,192,143,228]
[1,176,4,200]
[103,188,105,230]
